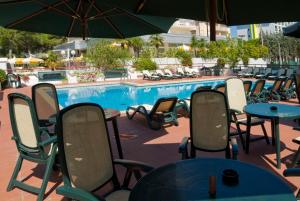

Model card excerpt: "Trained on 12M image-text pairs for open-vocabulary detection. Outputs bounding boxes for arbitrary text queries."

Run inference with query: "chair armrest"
[283,168,300,177]
[38,136,57,147]
[230,109,242,115]
[178,137,190,160]
[114,159,154,173]
[230,137,238,160]
[56,186,102,201]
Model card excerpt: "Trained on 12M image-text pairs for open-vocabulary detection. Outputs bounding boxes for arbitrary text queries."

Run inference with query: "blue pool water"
[57,80,272,111]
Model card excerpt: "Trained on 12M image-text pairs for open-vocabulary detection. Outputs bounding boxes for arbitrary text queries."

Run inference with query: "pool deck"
[0,76,299,201]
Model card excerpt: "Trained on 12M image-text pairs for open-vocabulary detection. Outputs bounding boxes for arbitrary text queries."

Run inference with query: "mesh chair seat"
[105,190,130,201]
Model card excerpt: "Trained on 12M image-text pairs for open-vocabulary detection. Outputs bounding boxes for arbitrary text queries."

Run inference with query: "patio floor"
[1,78,300,200]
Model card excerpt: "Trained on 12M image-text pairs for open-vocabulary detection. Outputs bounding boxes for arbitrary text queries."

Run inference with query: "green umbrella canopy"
[283,22,300,38]
[105,0,300,26]
[0,0,176,39]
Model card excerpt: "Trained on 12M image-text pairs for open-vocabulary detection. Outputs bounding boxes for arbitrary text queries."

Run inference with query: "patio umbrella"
[106,0,300,40]
[0,0,176,39]
[283,22,300,38]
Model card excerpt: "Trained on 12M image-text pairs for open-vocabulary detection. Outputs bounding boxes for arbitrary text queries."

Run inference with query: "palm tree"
[190,35,198,57]
[127,37,145,57]
[149,34,164,57]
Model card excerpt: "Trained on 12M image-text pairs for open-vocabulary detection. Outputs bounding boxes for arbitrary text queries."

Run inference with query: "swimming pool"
[57,80,272,111]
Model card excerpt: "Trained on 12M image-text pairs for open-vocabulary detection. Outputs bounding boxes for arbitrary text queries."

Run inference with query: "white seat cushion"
[105,190,130,201]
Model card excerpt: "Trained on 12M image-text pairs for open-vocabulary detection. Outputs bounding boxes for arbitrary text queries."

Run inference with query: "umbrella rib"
[6,0,72,28]
[62,0,81,18]
[88,0,124,38]
[117,8,165,33]
[67,0,82,37]
[135,0,148,13]
[0,0,34,5]
[35,0,76,18]
[87,8,118,20]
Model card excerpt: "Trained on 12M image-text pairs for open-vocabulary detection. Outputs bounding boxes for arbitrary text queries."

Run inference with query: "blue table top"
[129,158,295,201]
[244,103,300,119]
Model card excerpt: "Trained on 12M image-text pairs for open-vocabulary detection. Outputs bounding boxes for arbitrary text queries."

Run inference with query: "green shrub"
[0,69,6,83]
[175,49,192,66]
[133,58,157,71]
[217,58,226,68]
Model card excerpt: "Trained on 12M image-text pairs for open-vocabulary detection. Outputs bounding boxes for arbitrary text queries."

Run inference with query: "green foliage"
[163,48,178,57]
[175,49,192,66]
[140,47,156,58]
[217,58,226,68]
[45,51,62,68]
[0,69,6,83]
[133,57,157,71]
[86,39,131,70]
[0,27,65,57]
[149,34,164,57]
[126,37,145,57]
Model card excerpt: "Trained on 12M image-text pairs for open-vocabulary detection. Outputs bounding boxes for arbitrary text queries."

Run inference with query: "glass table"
[244,103,300,169]
[129,158,296,201]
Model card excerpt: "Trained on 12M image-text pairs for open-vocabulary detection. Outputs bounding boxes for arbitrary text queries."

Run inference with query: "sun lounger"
[255,68,272,79]
[177,67,193,78]
[142,70,161,80]
[247,79,265,104]
[164,69,182,79]
[279,78,295,100]
[184,67,198,78]
[126,97,178,130]
[156,69,173,79]
[279,68,294,80]
[260,79,284,102]
[268,68,286,80]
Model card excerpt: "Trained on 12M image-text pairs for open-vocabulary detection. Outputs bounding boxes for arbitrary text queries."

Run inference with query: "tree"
[126,37,144,57]
[149,34,164,57]
[0,27,65,57]
[85,39,131,70]
[190,35,198,57]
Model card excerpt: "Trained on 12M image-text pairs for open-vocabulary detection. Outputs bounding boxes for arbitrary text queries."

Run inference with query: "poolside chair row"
[238,67,295,80]
[142,67,199,81]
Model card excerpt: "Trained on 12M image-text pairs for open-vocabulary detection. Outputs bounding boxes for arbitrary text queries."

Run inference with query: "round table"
[244,103,300,169]
[104,109,123,159]
[129,158,296,201]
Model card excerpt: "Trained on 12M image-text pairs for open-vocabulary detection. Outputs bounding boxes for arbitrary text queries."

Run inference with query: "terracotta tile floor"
[1,79,300,200]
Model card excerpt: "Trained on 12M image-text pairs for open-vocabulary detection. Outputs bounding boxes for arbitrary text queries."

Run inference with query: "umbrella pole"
[209,0,217,41]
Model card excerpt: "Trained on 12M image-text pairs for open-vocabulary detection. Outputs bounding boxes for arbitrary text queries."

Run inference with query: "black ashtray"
[222,169,239,186]
[270,106,278,111]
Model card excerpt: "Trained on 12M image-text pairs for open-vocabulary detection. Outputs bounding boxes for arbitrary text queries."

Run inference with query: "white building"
[260,22,296,35]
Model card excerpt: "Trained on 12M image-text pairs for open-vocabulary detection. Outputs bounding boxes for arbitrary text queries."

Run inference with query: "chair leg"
[236,123,245,150]
[260,123,270,144]
[37,147,57,201]
[246,124,251,154]
[7,155,23,191]
[291,146,300,167]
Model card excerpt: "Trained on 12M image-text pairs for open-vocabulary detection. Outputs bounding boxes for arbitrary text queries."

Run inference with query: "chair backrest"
[251,79,265,95]
[265,68,272,74]
[32,83,59,123]
[142,70,150,76]
[8,93,41,152]
[278,68,286,76]
[164,69,173,75]
[295,74,300,104]
[150,97,178,116]
[177,67,184,74]
[214,83,225,93]
[57,103,117,192]
[197,86,212,91]
[243,81,252,95]
[283,78,293,90]
[225,78,247,113]
[271,79,283,92]
[190,90,229,152]
[286,69,294,77]
[156,69,164,75]
[253,68,260,74]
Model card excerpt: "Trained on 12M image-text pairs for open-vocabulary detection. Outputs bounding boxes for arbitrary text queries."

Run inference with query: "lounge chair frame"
[248,79,266,104]
[126,97,178,130]
[7,93,57,201]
